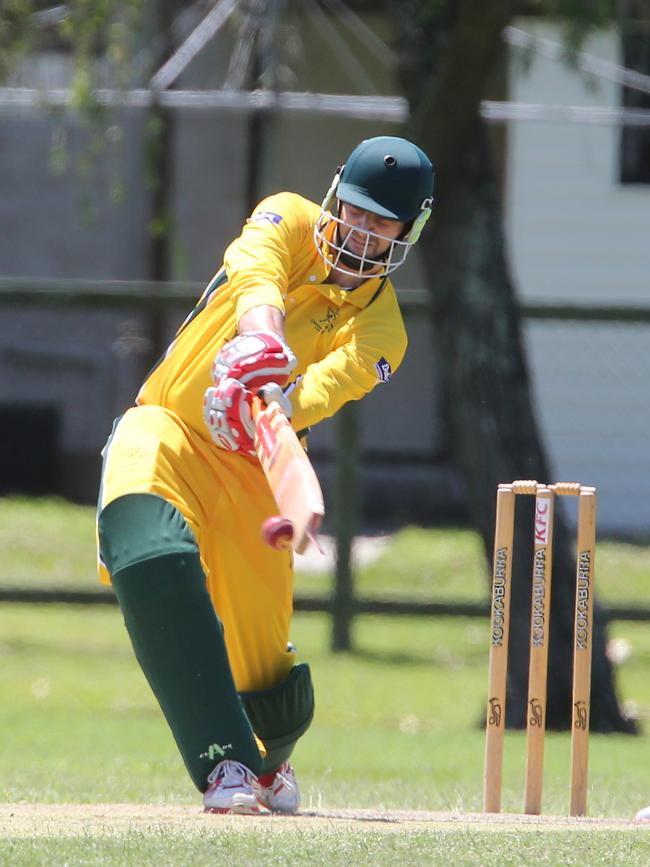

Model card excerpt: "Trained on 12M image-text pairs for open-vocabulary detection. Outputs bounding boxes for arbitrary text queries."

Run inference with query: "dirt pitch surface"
[1,803,647,837]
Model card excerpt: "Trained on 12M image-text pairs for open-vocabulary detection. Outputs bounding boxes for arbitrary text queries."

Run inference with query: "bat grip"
[251,395,264,421]
[252,392,285,421]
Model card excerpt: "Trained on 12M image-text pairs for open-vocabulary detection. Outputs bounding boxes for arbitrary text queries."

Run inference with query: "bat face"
[255,409,286,470]
[252,398,324,554]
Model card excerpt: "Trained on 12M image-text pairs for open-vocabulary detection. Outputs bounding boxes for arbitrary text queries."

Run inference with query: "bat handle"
[251,395,264,421]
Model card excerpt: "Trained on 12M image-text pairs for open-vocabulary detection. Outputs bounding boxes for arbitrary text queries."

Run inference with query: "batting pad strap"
[98,493,198,576]
[240,663,315,752]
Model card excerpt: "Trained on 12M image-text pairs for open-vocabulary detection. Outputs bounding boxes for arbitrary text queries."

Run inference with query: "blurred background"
[0,3,649,836]
[1,1,648,536]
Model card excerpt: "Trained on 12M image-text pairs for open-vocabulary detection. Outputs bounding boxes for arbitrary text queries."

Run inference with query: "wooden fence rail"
[0,587,649,624]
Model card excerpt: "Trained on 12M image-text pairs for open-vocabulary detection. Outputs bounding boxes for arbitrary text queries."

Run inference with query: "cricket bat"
[252,396,325,554]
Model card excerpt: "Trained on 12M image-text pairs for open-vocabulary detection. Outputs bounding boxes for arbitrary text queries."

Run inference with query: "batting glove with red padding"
[212,331,297,391]
[203,377,256,455]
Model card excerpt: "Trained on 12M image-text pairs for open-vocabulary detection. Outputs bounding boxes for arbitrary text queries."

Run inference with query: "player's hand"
[203,377,256,454]
[258,382,293,419]
[212,331,297,391]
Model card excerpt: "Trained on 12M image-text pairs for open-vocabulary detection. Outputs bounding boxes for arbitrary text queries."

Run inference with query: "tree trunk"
[393,0,635,732]
[143,0,184,373]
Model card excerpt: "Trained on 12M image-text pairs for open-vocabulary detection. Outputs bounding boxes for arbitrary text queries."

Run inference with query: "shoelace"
[206,760,252,787]
[274,766,293,786]
[264,764,296,795]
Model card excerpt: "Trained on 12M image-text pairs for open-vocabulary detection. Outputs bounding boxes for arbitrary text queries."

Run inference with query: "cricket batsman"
[97,136,434,813]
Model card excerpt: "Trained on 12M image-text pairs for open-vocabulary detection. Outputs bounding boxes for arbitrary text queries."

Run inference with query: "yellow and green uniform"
[99,191,407,689]
[96,191,407,787]
[138,190,407,436]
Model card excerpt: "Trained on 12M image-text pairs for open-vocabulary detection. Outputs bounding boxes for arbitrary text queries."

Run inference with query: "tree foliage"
[0,1,148,217]
[0,1,145,95]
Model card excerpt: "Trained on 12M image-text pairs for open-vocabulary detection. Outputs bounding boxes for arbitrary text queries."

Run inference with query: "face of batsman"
[314,135,435,278]
[335,203,406,274]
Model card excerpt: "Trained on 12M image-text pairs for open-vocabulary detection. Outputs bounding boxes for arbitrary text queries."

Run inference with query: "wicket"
[483,480,597,817]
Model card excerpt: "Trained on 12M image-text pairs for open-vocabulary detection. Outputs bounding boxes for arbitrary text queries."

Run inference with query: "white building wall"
[506,21,650,535]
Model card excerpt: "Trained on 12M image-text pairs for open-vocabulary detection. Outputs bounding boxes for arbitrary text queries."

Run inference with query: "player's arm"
[223,192,311,326]
[238,304,286,340]
[202,195,310,452]
[289,309,408,432]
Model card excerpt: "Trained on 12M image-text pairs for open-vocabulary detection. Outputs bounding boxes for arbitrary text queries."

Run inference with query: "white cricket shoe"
[203,759,262,814]
[254,762,300,813]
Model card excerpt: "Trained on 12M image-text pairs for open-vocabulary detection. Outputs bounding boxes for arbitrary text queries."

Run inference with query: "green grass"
[1,497,649,864]
[2,498,650,608]
[0,497,97,590]
[3,830,650,867]
[3,606,647,814]
[1,606,650,864]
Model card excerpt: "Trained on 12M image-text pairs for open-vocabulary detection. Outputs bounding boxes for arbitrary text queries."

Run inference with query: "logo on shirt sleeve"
[251,210,283,225]
[374,356,392,383]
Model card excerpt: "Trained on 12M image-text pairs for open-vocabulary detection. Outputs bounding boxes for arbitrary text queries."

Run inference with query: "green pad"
[240,663,315,774]
[98,494,263,788]
[98,493,198,574]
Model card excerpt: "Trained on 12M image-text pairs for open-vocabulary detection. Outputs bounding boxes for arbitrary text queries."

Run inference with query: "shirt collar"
[316,275,386,309]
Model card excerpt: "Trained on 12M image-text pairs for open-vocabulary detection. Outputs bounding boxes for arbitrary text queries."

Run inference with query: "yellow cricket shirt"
[137,192,408,435]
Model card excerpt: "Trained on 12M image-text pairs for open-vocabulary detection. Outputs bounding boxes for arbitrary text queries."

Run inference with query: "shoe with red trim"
[203,759,262,814]
[254,762,300,813]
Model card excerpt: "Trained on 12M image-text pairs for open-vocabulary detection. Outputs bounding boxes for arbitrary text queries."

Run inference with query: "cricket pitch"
[0,803,646,837]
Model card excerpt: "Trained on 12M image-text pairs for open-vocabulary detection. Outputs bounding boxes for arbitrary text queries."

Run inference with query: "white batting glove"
[203,377,256,454]
[212,331,297,391]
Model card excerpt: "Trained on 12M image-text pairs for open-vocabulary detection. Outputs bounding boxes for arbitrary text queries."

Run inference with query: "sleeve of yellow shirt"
[290,291,408,431]
[223,192,311,324]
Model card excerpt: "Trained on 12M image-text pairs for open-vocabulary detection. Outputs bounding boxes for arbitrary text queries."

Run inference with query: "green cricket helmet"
[314,136,434,278]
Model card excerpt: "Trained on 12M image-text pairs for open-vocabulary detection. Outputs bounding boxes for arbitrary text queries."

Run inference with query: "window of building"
[619,23,650,184]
